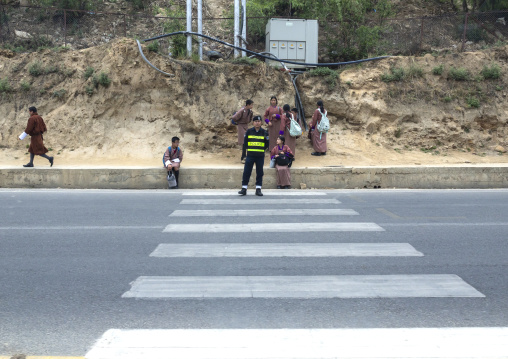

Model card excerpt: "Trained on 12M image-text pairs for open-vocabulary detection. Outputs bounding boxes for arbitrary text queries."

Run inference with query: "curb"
[1,166,508,189]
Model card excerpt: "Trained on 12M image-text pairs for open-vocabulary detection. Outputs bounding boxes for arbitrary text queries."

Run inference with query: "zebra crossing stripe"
[180,198,341,205]
[150,243,423,257]
[122,274,484,298]
[86,328,508,359]
[182,191,327,196]
[169,209,358,217]
[163,222,384,232]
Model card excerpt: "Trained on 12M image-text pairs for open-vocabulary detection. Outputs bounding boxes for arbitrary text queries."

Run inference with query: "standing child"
[231,99,254,162]
[264,96,282,152]
[163,136,183,189]
[279,104,298,156]
[310,100,327,156]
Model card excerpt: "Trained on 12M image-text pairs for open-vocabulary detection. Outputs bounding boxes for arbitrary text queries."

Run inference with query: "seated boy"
[163,136,183,188]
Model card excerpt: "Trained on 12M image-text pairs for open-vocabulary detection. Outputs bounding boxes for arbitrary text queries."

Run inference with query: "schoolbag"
[276,153,291,166]
[162,146,180,166]
[316,109,330,139]
[288,113,302,137]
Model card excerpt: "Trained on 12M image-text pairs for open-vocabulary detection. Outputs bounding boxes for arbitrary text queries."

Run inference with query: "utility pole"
[198,0,203,60]
[234,0,239,58]
[241,0,246,57]
[186,0,192,57]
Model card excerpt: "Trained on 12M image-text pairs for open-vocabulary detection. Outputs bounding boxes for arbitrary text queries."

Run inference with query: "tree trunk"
[463,0,469,12]
[450,0,458,11]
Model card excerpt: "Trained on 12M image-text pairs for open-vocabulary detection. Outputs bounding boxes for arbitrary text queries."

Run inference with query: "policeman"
[238,115,269,196]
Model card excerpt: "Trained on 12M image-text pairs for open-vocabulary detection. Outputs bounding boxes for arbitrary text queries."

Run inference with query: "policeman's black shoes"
[238,188,247,196]
[23,163,34,167]
[255,188,263,196]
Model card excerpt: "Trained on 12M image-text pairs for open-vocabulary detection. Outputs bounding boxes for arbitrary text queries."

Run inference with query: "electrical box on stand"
[265,18,318,68]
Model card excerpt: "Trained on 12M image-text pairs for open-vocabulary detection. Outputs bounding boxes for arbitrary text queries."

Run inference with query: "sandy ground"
[4,134,508,168]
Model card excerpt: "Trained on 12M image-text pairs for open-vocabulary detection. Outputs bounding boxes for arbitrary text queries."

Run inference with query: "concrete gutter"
[1,166,508,189]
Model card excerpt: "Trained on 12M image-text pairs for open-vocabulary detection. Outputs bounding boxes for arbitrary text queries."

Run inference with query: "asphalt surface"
[1,189,507,356]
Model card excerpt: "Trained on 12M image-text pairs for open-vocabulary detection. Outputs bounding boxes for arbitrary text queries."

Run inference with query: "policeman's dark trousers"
[242,155,264,187]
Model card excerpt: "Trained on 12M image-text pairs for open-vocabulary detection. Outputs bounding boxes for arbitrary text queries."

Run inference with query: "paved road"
[1,189,507,357]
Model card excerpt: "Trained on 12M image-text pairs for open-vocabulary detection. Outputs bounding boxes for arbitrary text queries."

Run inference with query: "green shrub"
[381,67,405,82]
[405,64,424,79]
[98,72,111,87]
[29,62,44,77]
[52,89,67,98]
[0,78,12,93]
[84,67,94,79]
[466,96,480,108]
[308,67,336,77]
[443,96,452,103]
[230,57,260,66]
[432,64,444,75]
[85,85,94,96]
[147,40,159,53]
[448,67,469,81]
[481,64,501,80]
[20,81,31,92]
[44,65,59,74]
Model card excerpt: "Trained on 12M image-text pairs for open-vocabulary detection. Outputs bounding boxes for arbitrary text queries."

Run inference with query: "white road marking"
[150,243,423,257]
[163,222,384,233]
[169,209,358,217]
[182,191,327,196]
[86,327,508,359]
[122,274,484,298]
[180,198,341,204]
[0,226,162,230]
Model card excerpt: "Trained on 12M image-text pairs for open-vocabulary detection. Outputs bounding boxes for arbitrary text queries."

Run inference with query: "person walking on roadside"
[238,116,269,196]
[270,135,294,189]
[263,96,282,151]
[310,100,327,156]
[163,136,183,189]
[279,104,298,156]
[231,99,254,162]
[20,106,53,167]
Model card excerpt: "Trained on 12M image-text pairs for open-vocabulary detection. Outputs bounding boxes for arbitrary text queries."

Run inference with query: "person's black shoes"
[311,152,321,156]
[285,185,291,189]
[23,163,33,167]
[321,152,326,156]
[238,188,247,196]
[277,185,281,189]
[255,188,263,196]
[49,157,54,167]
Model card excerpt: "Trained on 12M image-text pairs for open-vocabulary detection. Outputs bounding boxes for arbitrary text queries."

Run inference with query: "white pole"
[241,0,246,57]
[198,0,203,60]
[234,0,239,58]
[186,0,192,57]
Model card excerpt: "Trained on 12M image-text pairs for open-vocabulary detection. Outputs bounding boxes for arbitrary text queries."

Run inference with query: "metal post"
[198,0,202,60]
[186,0,192,57]
[64,9,67,47]
[124,14,126,37]
[419,18,424,53]
[461,13,468,52]
[234,0,239,58]
[241,0,246,56]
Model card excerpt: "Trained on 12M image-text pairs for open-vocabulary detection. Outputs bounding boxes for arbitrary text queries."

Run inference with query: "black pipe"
[142,31,390,67]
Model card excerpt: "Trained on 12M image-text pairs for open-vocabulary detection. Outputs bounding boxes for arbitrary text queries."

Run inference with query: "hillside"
[1,37,508,168]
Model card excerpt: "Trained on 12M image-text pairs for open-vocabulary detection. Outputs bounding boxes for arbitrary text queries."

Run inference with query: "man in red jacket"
[21,106,54,168]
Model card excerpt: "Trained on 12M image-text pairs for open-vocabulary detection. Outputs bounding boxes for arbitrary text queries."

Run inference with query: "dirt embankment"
[1,38,508,167]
